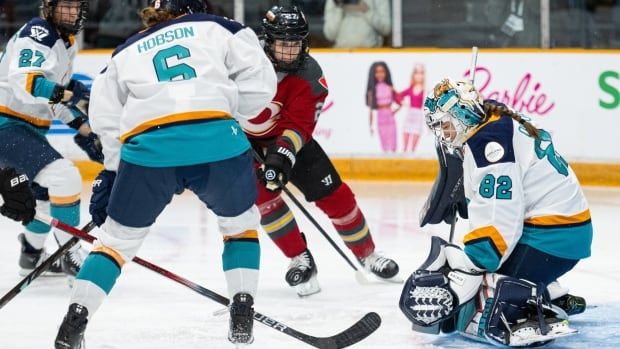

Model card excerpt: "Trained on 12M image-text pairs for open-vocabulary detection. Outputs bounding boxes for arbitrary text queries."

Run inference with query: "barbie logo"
[465,67,555,116]
[313,127,333,139]
[321,100,334,113]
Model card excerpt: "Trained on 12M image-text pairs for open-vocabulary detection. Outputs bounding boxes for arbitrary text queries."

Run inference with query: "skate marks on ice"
[424,303,620,348]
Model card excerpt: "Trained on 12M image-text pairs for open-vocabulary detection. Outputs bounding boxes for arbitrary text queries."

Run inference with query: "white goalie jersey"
[461,114,592,272]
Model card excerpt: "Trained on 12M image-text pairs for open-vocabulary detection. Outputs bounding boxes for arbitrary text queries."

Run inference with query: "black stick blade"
[314,312,382,349]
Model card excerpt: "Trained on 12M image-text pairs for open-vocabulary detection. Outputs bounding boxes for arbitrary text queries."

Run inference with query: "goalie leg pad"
[485,277,577,347]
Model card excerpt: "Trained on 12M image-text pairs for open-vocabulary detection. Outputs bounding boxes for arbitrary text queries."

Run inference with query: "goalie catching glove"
[399,236,483,330]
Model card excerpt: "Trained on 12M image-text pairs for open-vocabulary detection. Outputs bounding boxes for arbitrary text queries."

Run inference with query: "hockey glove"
[0,168,35,225]
[90,170,116,226]
[63,79,90,110]
[74,132,104,164]
[258,144,295,192]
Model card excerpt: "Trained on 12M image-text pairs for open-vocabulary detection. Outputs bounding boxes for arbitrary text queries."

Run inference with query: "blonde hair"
[482,101,540,139]
[140,7,175,28]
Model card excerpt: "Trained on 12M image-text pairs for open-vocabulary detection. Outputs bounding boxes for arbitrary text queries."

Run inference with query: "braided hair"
[482,100,540,139]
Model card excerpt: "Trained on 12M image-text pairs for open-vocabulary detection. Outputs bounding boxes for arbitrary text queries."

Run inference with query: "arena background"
[1,0,617,184]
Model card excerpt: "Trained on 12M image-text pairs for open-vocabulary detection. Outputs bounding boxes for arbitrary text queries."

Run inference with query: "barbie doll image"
[366,61,400,152]
[397,63,426,153]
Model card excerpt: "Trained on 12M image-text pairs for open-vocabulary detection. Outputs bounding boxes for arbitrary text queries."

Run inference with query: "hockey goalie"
[399,78,591,347]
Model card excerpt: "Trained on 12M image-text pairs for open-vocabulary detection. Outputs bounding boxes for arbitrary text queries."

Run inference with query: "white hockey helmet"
[424,78,486,150]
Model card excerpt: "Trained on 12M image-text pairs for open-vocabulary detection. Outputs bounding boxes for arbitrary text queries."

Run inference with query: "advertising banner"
[55,50,620,163]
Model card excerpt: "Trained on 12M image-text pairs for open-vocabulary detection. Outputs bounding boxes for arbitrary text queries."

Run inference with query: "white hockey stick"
[469,46,479,84]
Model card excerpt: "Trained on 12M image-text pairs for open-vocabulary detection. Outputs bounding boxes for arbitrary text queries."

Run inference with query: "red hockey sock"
[314,183,375,258]
[258,195,306,258]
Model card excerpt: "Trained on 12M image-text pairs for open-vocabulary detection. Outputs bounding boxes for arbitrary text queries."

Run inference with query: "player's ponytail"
[140,7,176,28]
[482,100,540,139]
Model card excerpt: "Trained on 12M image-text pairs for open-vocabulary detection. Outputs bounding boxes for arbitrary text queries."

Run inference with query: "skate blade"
[356,270,404,285]
[19,268,64,277]
[295,274,321,297]
[212,307,228,317]
[510,321,578,347]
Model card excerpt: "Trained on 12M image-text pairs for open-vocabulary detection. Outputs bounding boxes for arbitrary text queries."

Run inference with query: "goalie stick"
[0,221,96,310]
[35,213,381,348]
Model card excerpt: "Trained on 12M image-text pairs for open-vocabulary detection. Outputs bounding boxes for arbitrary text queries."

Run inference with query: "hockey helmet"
[41,0,88,36]
[149,0,207,16]
[424,78,485,149]
[262,5,309,73]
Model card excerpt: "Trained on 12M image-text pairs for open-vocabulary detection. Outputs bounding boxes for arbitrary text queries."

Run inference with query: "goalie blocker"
[399,237,577,347]
[419,140,467,228]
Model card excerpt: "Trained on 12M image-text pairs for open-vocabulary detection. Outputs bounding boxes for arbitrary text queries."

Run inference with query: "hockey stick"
[468,46,479,84]
[35,213,381,348]
[444,45,477,243]
[0,220,96,310]
[250,149,371,284]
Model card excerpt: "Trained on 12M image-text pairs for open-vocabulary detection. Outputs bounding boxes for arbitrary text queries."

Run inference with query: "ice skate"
[505,317,578,347]
[552,294,587,316]
[358,251,401,283]
[18,233,63,277]
[60,244,88,287]
[285,249,321,296]
[55,303,88,349]
[228,293,255,346]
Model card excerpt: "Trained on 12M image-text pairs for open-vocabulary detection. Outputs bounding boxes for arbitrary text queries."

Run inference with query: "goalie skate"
[506,318,577,347]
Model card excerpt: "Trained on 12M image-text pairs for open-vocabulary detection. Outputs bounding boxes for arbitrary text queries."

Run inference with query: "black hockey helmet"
[149,0,207,16]
[41,0,88,36]
[261,5,309,73]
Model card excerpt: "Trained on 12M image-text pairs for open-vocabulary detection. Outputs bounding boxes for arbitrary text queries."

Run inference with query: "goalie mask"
[148,0,207,16]
[41,0,88,36]
[262,5,309,73]
[424,79,486,151]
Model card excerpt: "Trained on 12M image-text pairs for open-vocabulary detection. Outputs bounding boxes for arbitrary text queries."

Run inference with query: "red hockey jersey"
[240,55,328,153]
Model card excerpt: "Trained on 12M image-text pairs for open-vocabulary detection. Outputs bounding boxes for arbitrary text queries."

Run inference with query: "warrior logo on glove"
[265,169,278,181]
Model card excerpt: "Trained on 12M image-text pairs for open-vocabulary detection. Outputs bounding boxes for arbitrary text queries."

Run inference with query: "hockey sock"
[259,197,306,258]
[222,231,260,298]
[51,200,80,245]
[24,200,52,249]
[72,247,124,318]
[315,183,375,258]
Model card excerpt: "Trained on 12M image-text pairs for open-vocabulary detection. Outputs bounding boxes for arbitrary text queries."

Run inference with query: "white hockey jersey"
[90,13,276,171]
[0,17,78,134]
[462,114,592,272]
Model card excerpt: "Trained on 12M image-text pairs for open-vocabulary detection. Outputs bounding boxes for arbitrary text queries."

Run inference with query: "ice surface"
[0,182,617,348]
